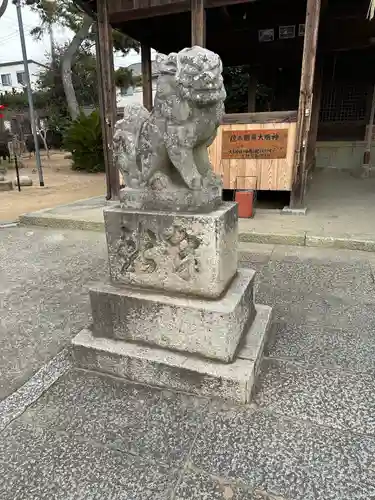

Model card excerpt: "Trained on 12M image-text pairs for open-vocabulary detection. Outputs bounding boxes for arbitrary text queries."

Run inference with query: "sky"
[0,2,143,68]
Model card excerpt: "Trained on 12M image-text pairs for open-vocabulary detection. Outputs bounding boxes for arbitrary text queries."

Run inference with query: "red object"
[235,190,255,218]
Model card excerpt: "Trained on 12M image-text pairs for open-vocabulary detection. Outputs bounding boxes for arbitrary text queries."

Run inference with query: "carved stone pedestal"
[72,202,273,403]
[72,45,272,403]
[104,203,238,298]
[89,269,255,362]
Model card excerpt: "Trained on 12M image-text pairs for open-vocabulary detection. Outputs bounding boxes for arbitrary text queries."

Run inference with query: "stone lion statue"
[113,46,226,191]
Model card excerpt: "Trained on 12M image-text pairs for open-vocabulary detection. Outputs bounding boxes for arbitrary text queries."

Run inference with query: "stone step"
[0,179,13,191]
[89,269,256,363]
[71,304,272,404]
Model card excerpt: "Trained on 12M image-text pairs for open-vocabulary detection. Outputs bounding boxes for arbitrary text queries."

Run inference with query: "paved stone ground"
[0,226,108,399]
[18,170,375,252]
[1,227,375,499]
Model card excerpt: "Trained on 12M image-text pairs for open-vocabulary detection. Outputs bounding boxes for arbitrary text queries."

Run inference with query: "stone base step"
[71,304,272,403]
[90,269,256,363]
[0,180,13,191]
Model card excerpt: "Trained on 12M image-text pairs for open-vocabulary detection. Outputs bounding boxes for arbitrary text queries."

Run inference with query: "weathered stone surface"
[239,230,306,246]
[90,269,256,362]
[113,46,226,211]
[119,184,222,213]
[13,176,32,187]
[306,233,375,252]
[0,226,107,400]
[19,369,207,467]
[0,179,13,191]
[174,468,252,499]
[258,257,375,299]
[266,319,375,373]
[0,174,4,181]
[0,420,177,500]
[104,202,238,298]
[238,304,273,365]
[255,358,375,435]
[68,46,270,401]
[281,206,307,216]
[72,304,272,403]
[0,349,71,432]
[191,407,375,499]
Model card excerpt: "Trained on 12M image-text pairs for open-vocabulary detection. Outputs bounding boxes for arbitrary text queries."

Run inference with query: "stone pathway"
[18,192,375,253]
[1,228,375,499]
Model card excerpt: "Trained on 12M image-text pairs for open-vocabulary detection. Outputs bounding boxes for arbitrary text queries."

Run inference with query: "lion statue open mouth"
[113,46,226,192]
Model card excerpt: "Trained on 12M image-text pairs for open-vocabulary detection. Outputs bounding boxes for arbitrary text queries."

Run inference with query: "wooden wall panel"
[209,121,297,191]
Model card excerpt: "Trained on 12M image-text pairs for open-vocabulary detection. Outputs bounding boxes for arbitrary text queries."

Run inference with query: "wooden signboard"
[222,129,288,160]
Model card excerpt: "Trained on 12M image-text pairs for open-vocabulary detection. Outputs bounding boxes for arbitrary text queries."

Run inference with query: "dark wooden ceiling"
[77,0,375,67]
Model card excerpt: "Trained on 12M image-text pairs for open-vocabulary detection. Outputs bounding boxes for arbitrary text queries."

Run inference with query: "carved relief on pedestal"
[115,221,202,282]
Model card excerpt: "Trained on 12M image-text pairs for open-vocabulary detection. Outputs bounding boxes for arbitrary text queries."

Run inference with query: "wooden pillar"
[361,84,375,176]
[247,72,257,113]
[290,0,321,208]
[141,44,153,111]
[191,0,205,47]
[307,60,323,172]
[96,0,119,200]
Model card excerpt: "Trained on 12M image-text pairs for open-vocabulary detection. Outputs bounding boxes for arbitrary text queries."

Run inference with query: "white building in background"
[116,60,158,109]
[0,57,158,111]
[116,85,157,109]
[0,59,46,93]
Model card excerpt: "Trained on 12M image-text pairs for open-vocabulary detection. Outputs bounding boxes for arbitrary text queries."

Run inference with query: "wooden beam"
[191,0,205,46]
[304,58,323,177]
[96,0,120,200]
[290,0,322,208]
[141,44,153,111]
[247,72,257,112]
[360,83,375,176]
[109,2,190,23]
[95,26,109,200]
[108,0,248,23]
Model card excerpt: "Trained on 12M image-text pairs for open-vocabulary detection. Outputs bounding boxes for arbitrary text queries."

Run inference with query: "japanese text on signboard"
[222,129,288,160]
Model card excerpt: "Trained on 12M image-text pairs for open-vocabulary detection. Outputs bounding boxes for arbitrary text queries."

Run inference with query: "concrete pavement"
[0,227,107,399]
[1,227,375,498]
[18,189,375,252]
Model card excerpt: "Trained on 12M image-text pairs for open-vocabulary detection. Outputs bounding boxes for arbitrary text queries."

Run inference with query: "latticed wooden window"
[319,83,368,123]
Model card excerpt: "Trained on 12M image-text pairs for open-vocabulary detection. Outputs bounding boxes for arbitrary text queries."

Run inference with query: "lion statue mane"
[113,46,226,191]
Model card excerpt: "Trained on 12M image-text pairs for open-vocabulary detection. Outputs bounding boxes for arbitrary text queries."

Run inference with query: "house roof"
[126,61,159,77]
[0,59,47,69]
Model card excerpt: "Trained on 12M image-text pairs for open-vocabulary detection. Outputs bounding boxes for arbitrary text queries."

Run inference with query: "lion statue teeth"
[113,46,226,192]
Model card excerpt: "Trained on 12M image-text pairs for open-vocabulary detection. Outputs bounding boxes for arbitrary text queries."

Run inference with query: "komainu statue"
[113,46,226,192]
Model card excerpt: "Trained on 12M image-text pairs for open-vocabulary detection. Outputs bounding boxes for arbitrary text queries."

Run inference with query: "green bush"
[63,111,104,173]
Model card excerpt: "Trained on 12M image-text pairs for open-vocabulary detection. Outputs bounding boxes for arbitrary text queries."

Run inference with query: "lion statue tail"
[113,103,150,188]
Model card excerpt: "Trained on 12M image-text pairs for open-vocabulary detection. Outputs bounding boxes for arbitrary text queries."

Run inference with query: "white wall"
[116,86,156,109]
[0,61,42,93]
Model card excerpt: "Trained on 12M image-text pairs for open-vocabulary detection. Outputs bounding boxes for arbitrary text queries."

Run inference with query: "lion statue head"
[156,46,226,107]
[176,46,226,106]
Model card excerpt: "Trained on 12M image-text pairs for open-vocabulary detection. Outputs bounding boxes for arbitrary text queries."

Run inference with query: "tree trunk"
[62,15,92,120]
[0,0,8,19]
[38,128,50,159]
